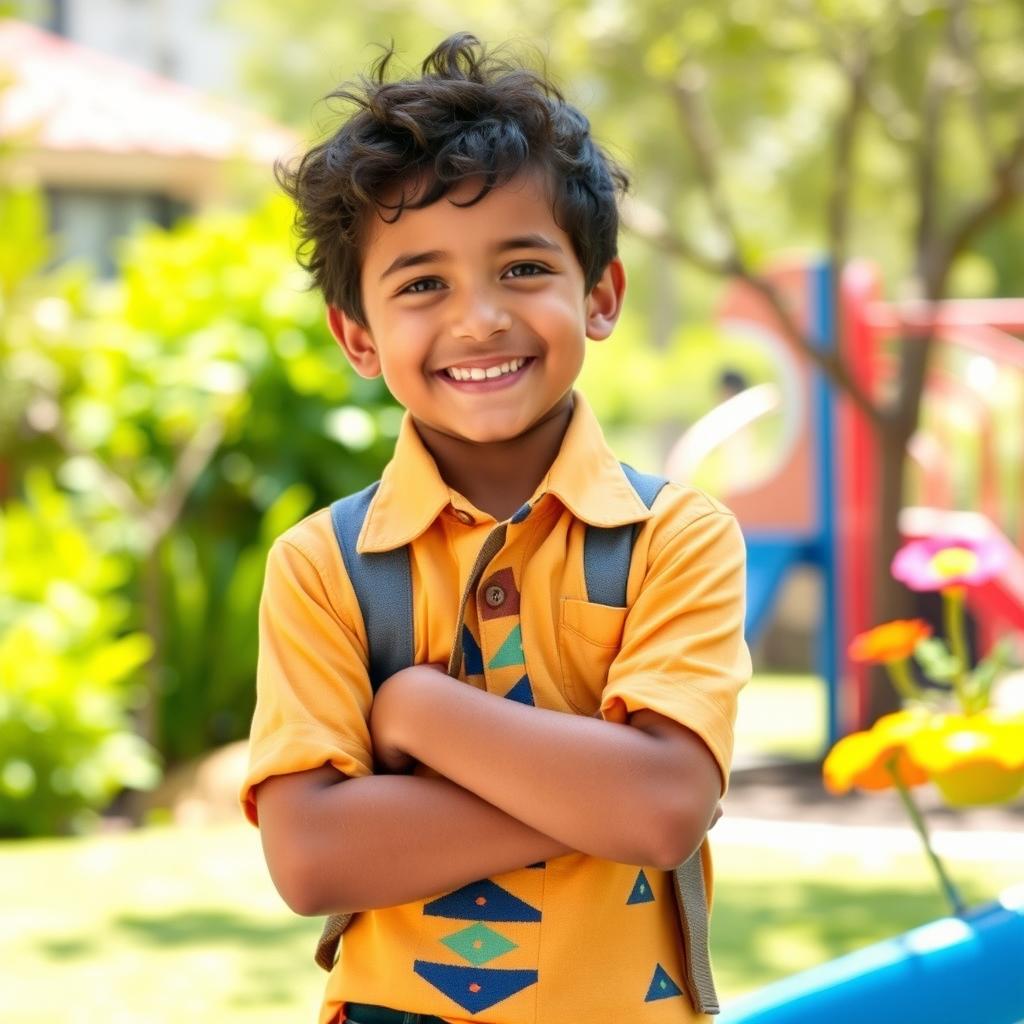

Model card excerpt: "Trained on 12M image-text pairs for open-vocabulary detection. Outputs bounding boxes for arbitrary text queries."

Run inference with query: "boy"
[241,31,751,1024]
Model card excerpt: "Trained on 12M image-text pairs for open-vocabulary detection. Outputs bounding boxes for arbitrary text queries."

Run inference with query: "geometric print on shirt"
[436,569,684,1015]
[627,872,684,1004]
[416,569,542,1015]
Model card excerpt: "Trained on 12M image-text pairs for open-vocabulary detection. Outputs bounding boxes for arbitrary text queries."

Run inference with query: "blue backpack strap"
[584,464,720,1015]
[583,464,667,606]
[329,482,414,692]
[318,481,415,971]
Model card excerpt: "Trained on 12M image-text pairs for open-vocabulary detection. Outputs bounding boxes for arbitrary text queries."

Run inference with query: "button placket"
[446,523,508,680]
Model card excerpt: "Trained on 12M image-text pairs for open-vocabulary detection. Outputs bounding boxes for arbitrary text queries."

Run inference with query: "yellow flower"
[823,710,931,794]
[906,713,1024,807]
[848,619,932,664]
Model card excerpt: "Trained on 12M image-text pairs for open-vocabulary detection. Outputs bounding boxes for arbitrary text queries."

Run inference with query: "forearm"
[274,771,573,916]
[399,675,698,867]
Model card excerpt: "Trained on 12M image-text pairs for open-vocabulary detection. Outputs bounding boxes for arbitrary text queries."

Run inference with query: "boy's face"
[326,169,625,445]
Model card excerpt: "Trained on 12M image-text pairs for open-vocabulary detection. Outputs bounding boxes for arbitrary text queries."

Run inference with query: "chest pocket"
[558,597,628,715]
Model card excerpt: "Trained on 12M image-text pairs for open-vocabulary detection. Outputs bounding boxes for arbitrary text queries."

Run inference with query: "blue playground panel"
[739,260,843,748]
[719,887,1024,1024]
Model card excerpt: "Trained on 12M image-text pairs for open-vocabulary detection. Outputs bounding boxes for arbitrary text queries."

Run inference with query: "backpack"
[314,465,719,1015]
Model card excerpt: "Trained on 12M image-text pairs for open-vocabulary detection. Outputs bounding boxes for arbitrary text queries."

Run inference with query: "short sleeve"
[599,507,751,795]
[239,529,375,826]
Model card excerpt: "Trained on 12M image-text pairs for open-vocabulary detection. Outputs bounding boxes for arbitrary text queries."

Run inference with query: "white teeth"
[445,357,527,382]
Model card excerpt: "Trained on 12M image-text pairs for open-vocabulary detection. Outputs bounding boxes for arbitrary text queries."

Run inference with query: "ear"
[585,257,626,341]
[326,305,382,378]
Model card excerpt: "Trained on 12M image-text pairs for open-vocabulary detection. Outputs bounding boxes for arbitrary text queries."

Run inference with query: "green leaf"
[81,633,155,689]
[913,637,960,684]
[968,638,1016,711]
[260,483,315,547]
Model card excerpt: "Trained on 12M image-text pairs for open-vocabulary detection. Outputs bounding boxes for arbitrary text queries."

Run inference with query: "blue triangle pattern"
[424,878,541,922]
[462,625,483,676]
[644,963,684,1002]
[504,674,534,706]
[414,960,538,1014]
[627,869,655,905]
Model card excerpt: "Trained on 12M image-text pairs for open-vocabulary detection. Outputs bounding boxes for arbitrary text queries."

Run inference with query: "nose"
[449,285,512,342]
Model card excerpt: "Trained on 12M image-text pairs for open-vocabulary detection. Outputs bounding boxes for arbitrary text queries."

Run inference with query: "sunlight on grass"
[1,824,324,1023]
[734,673,827,762]
[710,838,1022,999]
[3,820,1020,1020]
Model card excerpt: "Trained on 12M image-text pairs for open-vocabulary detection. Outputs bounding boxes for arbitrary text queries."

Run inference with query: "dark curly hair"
[275,33,630,327]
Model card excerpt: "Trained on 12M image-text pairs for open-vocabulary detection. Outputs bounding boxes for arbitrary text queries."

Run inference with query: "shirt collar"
[539,391,654,529]
[358,391,653,553]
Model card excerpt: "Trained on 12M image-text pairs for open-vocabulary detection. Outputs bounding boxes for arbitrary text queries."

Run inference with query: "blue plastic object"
[743,535,811,642]
[736,260,844,747]
[719,885,1024,1024]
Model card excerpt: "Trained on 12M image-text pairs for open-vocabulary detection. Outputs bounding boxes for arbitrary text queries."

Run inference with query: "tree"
[601,0,1024,718]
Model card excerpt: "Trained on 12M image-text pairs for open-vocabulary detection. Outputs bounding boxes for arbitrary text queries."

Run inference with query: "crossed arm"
[255,665,722,917]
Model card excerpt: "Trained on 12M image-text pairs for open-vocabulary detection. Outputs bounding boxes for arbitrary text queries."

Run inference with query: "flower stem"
[885,658,923,702]
[942,588,970,708]
[886,760,966,916]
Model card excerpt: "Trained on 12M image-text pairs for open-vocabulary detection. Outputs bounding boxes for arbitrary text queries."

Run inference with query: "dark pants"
[342,1002,449,1024]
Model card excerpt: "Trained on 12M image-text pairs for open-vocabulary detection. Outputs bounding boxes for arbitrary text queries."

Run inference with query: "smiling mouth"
[441,356,532,382]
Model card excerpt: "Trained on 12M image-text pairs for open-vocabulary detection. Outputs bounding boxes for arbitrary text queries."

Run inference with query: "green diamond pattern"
[440,922,518,966]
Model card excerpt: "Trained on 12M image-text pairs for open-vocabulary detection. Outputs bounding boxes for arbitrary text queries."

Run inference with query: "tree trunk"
[866,319,937,723]
[868,415,916,721]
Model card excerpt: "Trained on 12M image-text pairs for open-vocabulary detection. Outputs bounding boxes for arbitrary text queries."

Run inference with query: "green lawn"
[3,820,1020,1023]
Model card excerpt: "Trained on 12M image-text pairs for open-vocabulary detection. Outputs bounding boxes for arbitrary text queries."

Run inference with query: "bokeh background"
[2,1,1023,1021]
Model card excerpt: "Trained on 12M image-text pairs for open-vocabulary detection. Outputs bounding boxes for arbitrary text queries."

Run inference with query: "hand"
[369,663,448,774]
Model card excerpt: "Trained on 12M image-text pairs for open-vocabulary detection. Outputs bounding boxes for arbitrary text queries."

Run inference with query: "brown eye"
[401,278,443,295]
[505,263,548,278]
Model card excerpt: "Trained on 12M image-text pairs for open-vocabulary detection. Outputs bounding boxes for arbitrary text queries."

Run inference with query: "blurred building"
[1,4,296,275]
[41,0,243,94]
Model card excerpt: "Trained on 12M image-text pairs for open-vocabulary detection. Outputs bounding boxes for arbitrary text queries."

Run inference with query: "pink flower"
[892,536,1006,592]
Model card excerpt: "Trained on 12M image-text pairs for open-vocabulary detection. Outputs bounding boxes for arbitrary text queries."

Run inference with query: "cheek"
[376,337,434,390]
[527,292,586,337]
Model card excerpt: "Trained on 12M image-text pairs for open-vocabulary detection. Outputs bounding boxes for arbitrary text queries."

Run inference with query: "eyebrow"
[379,234,564,280]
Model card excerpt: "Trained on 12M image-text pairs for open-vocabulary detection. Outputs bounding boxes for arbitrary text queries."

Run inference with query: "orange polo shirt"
[241,391,751,1024]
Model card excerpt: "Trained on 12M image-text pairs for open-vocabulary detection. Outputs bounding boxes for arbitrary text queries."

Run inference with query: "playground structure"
[667,261,1024,1021]
[668,257,1024,745]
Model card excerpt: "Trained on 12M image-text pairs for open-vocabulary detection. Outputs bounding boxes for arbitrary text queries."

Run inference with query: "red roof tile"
[0,18,298,163]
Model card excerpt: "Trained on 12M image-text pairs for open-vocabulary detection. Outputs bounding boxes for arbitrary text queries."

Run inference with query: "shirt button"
[484,584,506,608]
[453,508,475,525]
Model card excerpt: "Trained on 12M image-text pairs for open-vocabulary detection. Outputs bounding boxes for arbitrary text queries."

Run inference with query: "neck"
[414,393,574,522]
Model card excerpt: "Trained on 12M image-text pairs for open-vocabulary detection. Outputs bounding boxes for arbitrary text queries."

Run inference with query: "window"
[45,188,190,277]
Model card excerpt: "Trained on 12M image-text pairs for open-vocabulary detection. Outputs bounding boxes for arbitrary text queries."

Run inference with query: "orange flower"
[848,620,932,665]
[823,710,932,794]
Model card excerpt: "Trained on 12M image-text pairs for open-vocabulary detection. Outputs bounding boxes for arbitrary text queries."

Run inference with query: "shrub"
[0,470,159,836]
